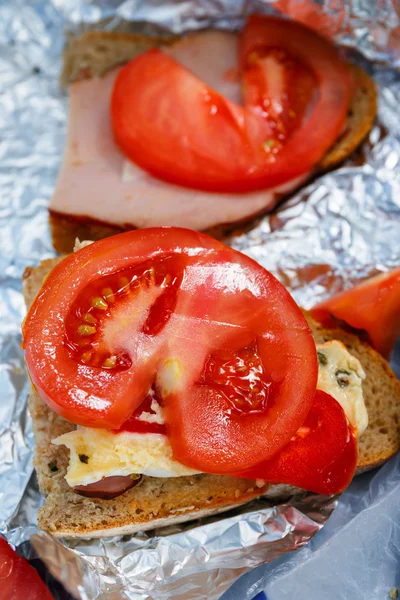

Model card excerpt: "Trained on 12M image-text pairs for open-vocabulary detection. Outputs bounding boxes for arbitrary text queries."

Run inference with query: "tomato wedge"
[311,267,400,359]
[23,228,317,473]
[233,390,358,494]
[111,16,351,193]
[0,538,53,600]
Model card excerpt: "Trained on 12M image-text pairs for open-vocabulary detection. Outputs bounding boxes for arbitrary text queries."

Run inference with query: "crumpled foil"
[0,1,399,599]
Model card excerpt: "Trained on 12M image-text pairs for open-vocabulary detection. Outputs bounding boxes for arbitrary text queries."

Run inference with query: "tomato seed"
[102,287,115,302]
[83,313,97,324]
[92,297,108,310]
[103,356,117,368]
[81,350,93,363]
[77,325,96,336]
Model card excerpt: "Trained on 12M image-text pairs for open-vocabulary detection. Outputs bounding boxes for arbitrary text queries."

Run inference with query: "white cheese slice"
[316,340,367,436]
[53,429,198,487]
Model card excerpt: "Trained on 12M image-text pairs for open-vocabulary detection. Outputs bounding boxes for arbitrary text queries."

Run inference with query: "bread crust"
[23,258,399,538]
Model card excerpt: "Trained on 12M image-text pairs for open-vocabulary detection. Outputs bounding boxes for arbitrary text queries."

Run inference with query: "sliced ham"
[74,475,142,499]
[51,31,308,231]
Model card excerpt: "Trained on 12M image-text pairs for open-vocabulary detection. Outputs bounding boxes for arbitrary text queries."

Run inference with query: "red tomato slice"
[233,390,358,494]
[111,16,351,193]
[23,228,317,472]
[116,389,166,435]
[0,538,53,600]
[311,267,400,359]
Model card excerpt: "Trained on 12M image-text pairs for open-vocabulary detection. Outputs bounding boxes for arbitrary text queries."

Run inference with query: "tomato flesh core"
[200,341,279,415]
[64,255,182,369]
[243,47,317,144]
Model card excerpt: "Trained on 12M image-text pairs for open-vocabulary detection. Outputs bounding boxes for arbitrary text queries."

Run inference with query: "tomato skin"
[23,227,318,473]
[311,267,400,359]
[111,16,351,193]
[233,390,358,495]
[0,538,53,600]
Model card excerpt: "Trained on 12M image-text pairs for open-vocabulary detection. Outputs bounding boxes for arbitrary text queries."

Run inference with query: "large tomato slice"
[233,390,358,494]
[0,538,53,600]
[23,228,317,473]
[311,267,400,359]
[111,16,351,193]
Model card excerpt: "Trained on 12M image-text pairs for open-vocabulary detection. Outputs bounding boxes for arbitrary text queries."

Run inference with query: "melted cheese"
[53,429,198,487]
[316,340,367,436]
[137,397,165,426]
[55,341,368,487]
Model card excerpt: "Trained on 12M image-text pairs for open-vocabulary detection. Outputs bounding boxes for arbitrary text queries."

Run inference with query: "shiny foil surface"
[0,1,399,599]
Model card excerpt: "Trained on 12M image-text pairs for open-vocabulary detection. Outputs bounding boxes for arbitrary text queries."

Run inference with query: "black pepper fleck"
[48,461,58,472]
[335,369,350,388]
[317,351,328,366]
[79,454,89,464]
[32,66,41,75]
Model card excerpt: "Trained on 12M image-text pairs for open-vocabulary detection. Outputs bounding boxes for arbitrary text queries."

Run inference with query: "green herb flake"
[335,369,351,388]
[317,351,328,366]
[389,588,399,600]
[79,454,89,464]
[48,461,58,472]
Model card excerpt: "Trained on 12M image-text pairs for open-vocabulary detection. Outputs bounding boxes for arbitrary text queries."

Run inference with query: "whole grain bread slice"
[50,30,377,254]
[23,258,399,538]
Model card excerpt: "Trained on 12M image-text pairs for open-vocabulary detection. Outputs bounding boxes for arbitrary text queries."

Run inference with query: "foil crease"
[30,493,335,600]
[0,1,399,599]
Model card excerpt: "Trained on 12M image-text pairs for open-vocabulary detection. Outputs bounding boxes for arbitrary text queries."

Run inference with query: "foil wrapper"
[0,1,399,599]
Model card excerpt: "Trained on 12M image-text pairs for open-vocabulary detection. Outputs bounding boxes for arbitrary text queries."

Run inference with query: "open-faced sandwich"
[50,15,377,252]
[22,228,400,537]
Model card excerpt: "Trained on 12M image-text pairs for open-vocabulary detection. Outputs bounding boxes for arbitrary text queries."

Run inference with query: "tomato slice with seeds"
[23,228,317,473]
[311,267,400,359]
[233,390,358,494]
[111,16,351,193]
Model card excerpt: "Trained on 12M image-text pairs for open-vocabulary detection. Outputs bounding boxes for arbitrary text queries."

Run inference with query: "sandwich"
[49,15,377,253]
[22,228,400,538]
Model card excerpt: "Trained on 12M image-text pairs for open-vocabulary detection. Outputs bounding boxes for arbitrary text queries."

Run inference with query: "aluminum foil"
[0,1,399,599]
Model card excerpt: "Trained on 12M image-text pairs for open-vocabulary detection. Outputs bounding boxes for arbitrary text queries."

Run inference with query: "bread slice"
[305,312,400,471]
[50,31,377,254]
[23,258,400,538]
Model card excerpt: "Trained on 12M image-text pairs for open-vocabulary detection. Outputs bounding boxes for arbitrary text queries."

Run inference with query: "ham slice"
[74,475,141,499]
[51,31,307,231]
